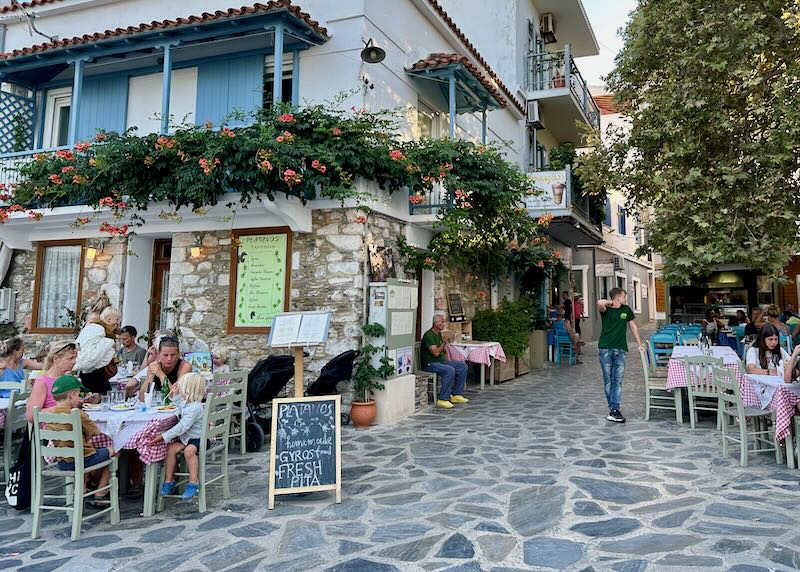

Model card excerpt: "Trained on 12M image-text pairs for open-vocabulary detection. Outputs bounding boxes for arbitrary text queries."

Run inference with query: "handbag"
[5,429,32,511]
[103,359,118,379]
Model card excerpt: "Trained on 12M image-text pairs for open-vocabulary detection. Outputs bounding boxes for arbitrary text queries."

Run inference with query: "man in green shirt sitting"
[421,315,469,409]
[597,288,643,423]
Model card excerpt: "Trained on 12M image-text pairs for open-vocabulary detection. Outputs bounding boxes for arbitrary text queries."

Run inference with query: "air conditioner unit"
[613,256,624,271]
[0,288,15,324]
[540,14,557,44]
[526,100,544,129]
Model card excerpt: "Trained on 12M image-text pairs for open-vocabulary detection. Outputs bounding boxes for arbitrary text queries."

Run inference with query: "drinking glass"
[101,395,110,411]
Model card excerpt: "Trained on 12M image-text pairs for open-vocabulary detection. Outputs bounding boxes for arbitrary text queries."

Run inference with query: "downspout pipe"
[0,25,6,53]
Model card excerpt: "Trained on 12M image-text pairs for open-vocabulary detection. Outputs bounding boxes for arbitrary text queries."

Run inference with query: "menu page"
[235,234,287,328]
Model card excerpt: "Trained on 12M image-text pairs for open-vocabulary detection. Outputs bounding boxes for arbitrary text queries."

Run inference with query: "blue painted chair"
[649,333,676,368]
[781,334,793,353]
[553,322,577,365]
[678,333,699,346]
[731,326,746,339]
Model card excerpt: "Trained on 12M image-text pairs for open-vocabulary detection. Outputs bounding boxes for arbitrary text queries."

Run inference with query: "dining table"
[665,345,742,424]
[742,374,800,448]
[446,341,507,390]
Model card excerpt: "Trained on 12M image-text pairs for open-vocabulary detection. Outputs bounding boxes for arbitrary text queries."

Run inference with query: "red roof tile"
[423,0,525,115]
[409,52,506,109]
[594,94,618,115]
[0,1,328,59]
[0,0,60,14]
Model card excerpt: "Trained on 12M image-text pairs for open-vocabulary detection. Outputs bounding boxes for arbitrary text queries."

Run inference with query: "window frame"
[227,227,292,334]
[31,238,87,334]
[617,205,627,235]
[42,86,72,148]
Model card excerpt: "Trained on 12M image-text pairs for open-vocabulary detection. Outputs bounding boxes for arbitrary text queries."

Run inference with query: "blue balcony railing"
[408,182,453,216]
[525,44,600,131]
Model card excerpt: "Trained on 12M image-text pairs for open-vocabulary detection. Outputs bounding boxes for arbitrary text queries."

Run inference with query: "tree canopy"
[576,0,800,283]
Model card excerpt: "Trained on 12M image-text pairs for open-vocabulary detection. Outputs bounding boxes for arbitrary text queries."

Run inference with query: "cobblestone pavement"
[2,339,800,572]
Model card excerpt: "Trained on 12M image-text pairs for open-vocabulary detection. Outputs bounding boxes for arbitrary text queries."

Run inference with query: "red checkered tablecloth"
[94,413,179,464]
[446,342,507,366]
[0,410,6,430]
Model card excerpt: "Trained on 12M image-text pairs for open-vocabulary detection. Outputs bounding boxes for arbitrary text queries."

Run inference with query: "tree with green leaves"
[576,0,800,283]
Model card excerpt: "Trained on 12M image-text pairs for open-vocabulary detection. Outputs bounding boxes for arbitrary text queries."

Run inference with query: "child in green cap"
[47,374,116,505]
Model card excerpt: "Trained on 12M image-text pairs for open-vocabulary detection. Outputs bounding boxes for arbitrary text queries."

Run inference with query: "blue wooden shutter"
[603,197,612,226]
[617,206,627,235]
[196,55,264,127]
[76,77,128,142]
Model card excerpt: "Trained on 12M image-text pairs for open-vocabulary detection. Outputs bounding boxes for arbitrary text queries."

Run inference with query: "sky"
[577,0,638,88]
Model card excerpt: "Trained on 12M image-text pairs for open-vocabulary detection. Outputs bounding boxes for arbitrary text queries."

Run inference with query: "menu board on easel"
[230,231,290,331]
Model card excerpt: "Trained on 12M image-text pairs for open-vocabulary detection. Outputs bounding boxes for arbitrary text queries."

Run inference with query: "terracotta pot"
[553,76,566,88]
[350,400,377,429]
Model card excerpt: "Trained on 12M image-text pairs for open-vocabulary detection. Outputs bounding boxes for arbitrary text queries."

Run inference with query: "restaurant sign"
[232,232,288,329]
[525,169,571,217]
[595,263,615,277]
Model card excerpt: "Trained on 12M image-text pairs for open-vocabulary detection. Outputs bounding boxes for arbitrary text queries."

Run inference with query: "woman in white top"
[745,324,790,375]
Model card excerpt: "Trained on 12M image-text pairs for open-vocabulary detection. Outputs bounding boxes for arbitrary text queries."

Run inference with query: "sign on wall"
[595,263,615,278]
[525,169,570,216]
[229,229,291,332]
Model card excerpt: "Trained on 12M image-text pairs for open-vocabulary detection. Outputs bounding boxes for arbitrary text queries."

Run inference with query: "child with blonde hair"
[211,345,230,373]
[150,372,207,499]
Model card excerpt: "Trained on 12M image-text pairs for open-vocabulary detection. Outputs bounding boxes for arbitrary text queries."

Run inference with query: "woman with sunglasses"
[26,340,79,422]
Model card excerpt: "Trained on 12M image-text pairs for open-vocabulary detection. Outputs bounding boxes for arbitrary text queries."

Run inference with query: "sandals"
[91,495,111,508]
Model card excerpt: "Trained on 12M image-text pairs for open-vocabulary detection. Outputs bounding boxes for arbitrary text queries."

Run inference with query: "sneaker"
[436,399,455,409]
[606,410,626,423]
[449,395,469,404]
[182,482,200,499]
[159,481,176,497]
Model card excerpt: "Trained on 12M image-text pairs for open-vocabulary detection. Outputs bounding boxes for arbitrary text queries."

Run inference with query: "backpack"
[5,429,32,511]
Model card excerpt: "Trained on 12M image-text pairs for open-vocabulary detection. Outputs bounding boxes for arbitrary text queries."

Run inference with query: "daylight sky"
[578,0,637,88]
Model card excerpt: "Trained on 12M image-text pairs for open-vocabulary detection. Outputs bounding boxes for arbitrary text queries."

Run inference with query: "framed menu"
[228,228,292,333]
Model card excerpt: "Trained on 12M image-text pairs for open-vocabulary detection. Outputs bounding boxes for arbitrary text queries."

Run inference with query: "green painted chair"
[639,348,682,422]
[714,367,783,467]
[31,407,119,541]
[211,370,248,455]
[1,384,29,485]
[157,390,233,513]
[683,355,723,430]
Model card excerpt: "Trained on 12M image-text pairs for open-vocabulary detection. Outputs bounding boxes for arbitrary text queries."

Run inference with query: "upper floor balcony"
[524,44,600,145]
[0,2,328,188]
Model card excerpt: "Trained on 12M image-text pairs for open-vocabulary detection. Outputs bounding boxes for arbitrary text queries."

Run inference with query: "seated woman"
[701,309,724,343]
[765,304,791,336]
[554,309,581,356]
[727,310,749,327]
[26,340,79,422]
[0,337,43,397]
[745,324,790,376]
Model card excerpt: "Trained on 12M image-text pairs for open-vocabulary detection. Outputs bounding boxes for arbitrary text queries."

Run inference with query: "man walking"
[421,315,469,409]
[597,288,643,423]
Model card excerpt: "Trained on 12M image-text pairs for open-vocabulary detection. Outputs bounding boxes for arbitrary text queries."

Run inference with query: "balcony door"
[43,87,72,148]
[148,239,172,336]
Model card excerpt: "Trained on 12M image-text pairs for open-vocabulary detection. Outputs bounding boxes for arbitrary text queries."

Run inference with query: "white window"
[126,67,198,135]
[43,87,72,148]
[33,240,85,331]
[632,277,642,312]
[417,101,440,139]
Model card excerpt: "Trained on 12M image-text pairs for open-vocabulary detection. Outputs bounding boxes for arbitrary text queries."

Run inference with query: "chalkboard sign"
[268,395,342,509]
[448,293,465,317]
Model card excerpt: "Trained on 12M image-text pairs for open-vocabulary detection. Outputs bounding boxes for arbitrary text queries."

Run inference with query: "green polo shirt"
[598,304,635,351]
[421,329,446,368]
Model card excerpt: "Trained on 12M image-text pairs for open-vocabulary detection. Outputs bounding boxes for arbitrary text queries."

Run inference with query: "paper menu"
[269,312,331,347]
[297,313,331,344]
[390,311,414,336]
[269,313,302,346]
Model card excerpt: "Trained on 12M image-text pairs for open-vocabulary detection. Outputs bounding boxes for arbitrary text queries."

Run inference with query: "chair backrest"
[31,407,85,472]
[780,334,793,353]
[210,370,247,407]
[732,325,746,339]
[683,355,723,392]
[678,334,699,346]
[638,347,652,387]
[713,366,742,411]
[4,387,30,437]
[201,391,234,453]
[645,340,659,373]
[649,333,675,365]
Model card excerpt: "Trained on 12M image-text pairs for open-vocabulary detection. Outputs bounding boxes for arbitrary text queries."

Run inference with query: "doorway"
[148,239,172,336]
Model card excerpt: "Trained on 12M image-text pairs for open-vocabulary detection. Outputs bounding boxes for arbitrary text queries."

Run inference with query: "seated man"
[421,315,469,409]
[117,325,147,370]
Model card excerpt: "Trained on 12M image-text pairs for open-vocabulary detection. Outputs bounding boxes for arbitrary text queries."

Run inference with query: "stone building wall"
[433,268,491,319]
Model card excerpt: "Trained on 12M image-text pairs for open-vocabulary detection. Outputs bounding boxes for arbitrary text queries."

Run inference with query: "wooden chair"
[683,355,723,430]
[210,370,248,455]
[157,390,233,513]
[678,334,699,346]
[649,333,676,368]
[31,407,119,541]
[1,384,29,485]
[645,340,668,379]
[714,367,783,467]
[639,348,681,422]
[414,342,438,403]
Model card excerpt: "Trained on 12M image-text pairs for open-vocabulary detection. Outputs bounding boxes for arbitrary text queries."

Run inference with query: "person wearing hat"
[47,374,116,506]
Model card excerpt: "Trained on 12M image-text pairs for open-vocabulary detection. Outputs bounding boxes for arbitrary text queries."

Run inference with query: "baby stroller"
[245,354,295,451]
[306,350,358,426]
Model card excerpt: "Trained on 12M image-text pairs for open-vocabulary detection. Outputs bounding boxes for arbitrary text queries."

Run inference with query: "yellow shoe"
[450,395,470,404]
[436,399,455,409]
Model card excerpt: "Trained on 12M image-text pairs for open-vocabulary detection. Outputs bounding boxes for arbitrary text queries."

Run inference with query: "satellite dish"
[360,39,385,64]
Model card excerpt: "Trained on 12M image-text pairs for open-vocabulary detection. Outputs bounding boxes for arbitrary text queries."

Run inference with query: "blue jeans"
[425,360,468,401]
[599,348,626,412]
[57,447,111,470]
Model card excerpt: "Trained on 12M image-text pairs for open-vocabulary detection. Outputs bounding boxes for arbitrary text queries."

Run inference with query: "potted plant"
[350,323,394,428]
[472,299,531,382]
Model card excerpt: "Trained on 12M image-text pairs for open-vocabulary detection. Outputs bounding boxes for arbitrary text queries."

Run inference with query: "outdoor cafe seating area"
[643,322,800,469]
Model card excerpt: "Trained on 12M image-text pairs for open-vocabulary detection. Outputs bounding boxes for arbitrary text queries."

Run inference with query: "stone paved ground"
[2,337,800,572]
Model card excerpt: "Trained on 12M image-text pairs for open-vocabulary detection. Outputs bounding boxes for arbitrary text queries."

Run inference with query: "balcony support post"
[67,57,87,146]
[481,107,487,144]
[563,44,571,88]
[273,22,285,106]
[448,70,456,139]
[291,49,300,106]
[158,43,179,135]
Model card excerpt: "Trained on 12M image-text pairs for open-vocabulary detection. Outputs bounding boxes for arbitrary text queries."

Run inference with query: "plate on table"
[156,405,177,413]
[110,403,135,412]
[82,403,102,411]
